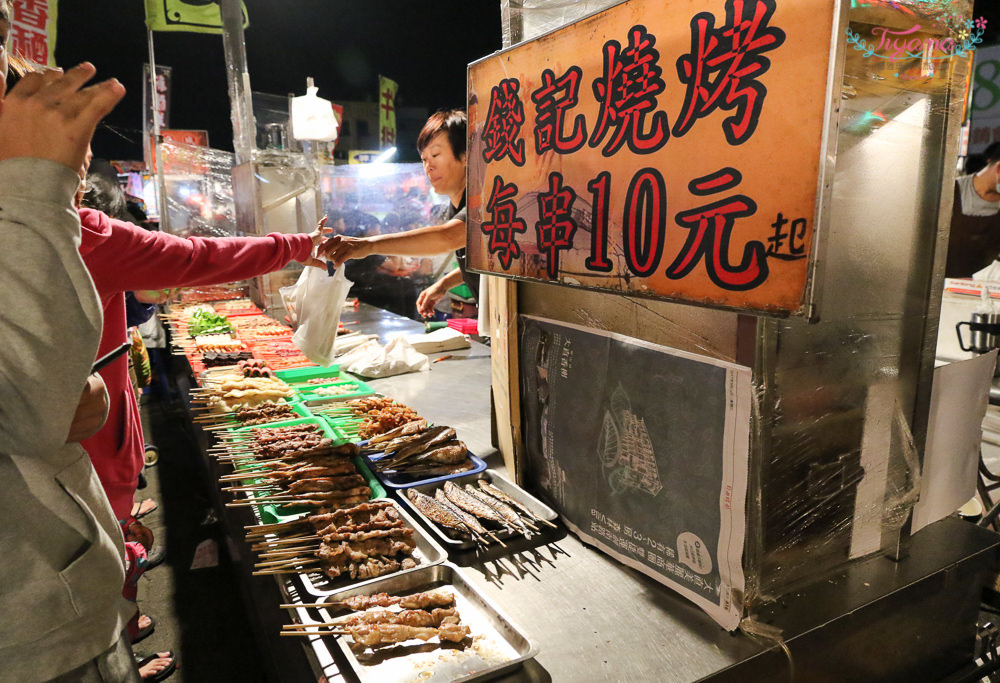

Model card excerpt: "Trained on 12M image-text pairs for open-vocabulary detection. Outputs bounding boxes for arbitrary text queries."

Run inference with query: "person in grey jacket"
[0,46,138,682]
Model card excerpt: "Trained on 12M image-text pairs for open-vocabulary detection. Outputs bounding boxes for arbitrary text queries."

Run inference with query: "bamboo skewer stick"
[282,622,356,629]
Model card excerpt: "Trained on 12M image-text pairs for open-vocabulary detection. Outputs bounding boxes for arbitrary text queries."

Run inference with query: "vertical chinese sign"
[142,63,172,172]
[467,0,838,314]
[11,0,57,67]
[379,75,399,149]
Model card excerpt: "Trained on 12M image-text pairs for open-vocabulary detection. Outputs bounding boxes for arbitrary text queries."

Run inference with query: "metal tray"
[309,562,537,682]
[398,469,559,550]
[294,498,447,598]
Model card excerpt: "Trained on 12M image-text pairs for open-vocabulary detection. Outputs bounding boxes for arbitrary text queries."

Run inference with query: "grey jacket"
[0,159,130,680]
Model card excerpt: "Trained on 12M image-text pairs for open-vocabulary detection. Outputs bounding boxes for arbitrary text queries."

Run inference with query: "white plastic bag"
[279,266,353,367]
[337,337,430,378]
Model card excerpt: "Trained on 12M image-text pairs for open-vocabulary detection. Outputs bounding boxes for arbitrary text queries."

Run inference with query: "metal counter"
[318,305,1000,682]
[185,303,999,682]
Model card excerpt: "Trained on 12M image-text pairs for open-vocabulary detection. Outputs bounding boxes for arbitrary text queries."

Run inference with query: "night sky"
[54,1,503,161]
[51,1,1000,163]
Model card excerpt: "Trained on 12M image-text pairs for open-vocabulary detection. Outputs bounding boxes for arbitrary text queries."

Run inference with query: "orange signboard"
[467,0,838,315]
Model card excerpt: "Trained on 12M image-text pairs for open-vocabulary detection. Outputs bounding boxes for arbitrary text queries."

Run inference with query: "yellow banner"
[11,0,58,67]
[378,75,399,149]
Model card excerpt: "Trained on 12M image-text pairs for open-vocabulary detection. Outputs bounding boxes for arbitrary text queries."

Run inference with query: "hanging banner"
[378,75,399,149]
[144,0,248,34]
[11,0,58,67]
[467,0,838,315]
[520,316,752,630]
[143,63,172,132]
[142,63,171,172]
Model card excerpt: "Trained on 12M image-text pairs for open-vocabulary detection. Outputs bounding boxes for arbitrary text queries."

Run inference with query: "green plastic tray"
[275,365,342,384]
[294,378,375,403]
[226,416,385,523]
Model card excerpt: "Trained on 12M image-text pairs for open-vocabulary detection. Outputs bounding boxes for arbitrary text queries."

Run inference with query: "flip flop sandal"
[131,498,158,519]
[135,651,176,682]
[139,545,167,572]
[131,615,155,644]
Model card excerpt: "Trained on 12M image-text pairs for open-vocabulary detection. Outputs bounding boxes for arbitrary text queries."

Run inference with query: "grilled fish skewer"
[477,479,558,528]
[364,419,428,447]
[434,489,505,547]
[442,481,517,532]
[465,484,538,533]
[405,489,489,545]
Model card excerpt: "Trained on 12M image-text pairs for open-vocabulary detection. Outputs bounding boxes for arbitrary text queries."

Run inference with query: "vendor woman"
[319,109,476,318]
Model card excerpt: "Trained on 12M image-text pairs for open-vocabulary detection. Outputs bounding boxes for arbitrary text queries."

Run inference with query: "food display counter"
[168,300,999,682]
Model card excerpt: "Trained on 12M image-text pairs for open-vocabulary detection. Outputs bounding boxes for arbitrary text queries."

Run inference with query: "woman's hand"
[66,373,110,443]
[416,281,447,319]
[317,234,374,268]
[0,63,125,173]
[298,216,334,269]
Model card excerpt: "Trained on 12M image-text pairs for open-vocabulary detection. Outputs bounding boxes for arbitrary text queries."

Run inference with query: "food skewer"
[434,490,505,547]
[476,479,558,528]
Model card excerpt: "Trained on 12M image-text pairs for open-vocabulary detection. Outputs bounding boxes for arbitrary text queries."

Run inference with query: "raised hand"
[0,62,124,172]
[298,215,334,269]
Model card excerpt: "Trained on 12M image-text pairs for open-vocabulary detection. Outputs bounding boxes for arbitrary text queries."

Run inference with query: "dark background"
[50,1,1000,163]
[54,1,503,162]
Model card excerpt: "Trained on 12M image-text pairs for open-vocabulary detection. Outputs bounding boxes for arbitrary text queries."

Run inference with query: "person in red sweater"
[78,206,327,521]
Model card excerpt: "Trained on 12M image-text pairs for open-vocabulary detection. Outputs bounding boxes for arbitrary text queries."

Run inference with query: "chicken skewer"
[278,588,455,611]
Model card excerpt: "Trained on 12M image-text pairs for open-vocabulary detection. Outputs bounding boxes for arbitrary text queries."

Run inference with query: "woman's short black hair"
[417,109,466,159]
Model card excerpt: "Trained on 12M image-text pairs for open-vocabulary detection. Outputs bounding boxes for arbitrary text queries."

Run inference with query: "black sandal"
[134,650,176,682]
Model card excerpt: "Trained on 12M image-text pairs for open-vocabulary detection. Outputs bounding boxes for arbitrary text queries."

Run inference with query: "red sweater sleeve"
[81,209,314,294]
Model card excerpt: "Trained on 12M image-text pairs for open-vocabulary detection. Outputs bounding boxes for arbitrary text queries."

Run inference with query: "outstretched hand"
[299,215,334,269]
[317,234,374,268]
[0,63,125,173]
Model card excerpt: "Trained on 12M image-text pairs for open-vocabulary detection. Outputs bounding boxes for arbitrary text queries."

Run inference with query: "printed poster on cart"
[520,316,751,629]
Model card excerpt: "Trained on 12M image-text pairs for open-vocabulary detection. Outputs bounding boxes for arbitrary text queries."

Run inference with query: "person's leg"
[47,631,141,683]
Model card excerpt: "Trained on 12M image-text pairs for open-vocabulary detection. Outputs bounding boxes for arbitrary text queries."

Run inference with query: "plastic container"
[447,317,479,335]
[274,364,341,384]
[295,378,375,403]
[366,450,488,490]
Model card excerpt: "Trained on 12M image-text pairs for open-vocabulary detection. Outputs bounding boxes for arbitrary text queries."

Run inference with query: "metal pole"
[146,28,169,233]
[219,0,255,165]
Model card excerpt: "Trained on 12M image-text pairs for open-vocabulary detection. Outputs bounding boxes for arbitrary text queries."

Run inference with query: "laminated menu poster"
[520,316,751,630]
